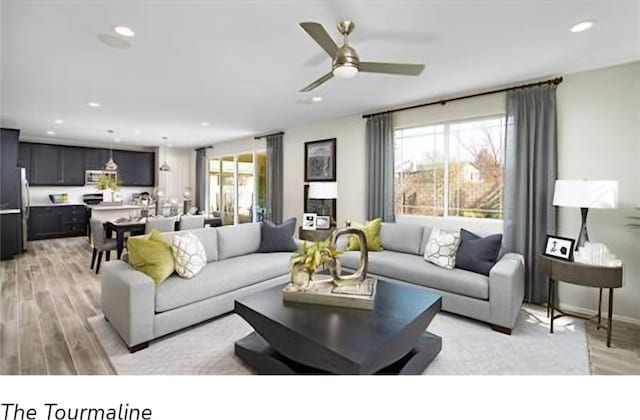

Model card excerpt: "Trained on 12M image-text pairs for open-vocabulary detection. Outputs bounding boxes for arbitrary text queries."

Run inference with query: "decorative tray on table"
[282,274,378,310]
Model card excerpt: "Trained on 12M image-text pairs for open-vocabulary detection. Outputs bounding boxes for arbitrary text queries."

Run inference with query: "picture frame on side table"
[543,235,575,261]
[304,138,336,182]
[316,216,331,230]
[302,213,317,231]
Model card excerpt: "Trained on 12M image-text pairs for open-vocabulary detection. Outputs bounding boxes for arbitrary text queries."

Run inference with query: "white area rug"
[89,307,590,375]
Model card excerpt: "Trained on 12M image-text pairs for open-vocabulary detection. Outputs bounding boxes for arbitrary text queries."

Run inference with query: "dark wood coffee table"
[234,280,442,375]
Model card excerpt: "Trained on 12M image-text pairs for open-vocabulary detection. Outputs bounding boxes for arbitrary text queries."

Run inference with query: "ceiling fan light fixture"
[333,64,358,79]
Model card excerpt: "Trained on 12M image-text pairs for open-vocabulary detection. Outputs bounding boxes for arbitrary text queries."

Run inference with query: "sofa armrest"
[101,260,155,348]
[488,253,525,329]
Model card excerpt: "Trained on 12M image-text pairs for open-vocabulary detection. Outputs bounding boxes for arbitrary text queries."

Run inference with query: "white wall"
[556,61,640,323]
[156,146,195,203]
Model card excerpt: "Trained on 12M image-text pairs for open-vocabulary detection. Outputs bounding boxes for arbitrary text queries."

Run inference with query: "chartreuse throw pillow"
[348,218,384,251]
[127,230,175,285]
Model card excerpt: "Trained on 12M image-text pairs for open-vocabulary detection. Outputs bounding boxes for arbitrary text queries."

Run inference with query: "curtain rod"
[254,131,284,140]
[362,76,563,119]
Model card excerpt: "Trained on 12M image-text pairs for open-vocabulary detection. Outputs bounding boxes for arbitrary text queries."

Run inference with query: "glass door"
[208,150,266,225]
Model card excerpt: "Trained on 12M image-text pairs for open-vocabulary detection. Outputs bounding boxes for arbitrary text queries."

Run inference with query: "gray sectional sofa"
[338,223,525,334]
[101,223,291,352]
[101,221,524,352]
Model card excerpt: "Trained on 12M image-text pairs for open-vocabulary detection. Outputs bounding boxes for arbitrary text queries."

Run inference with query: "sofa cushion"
[127,230,175,286]
[217,223,261,260]
[348,218,383,251]
[170,232,207,278]
[424,228,462,269]
[455,229,503,276]
[160,227,218,263]
[258,218,297,253]
[155,252,291,312]
[380,223,424,255]
[339,250,488,300]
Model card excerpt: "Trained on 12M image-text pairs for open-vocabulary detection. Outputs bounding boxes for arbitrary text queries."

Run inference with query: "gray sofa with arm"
[100,223,292,352]
[337,222,525,334]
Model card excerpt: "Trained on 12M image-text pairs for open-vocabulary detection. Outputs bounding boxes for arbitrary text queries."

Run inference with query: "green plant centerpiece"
[95,173,122,202]
[290,237,343,291]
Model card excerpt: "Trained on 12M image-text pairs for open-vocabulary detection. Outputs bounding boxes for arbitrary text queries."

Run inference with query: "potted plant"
[95,173,122,202]
[290,237,342,290]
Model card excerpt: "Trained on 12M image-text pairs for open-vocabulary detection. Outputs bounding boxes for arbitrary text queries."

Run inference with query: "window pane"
[237,153,254,223]
[394,124,446,216]
[448,117,505,219]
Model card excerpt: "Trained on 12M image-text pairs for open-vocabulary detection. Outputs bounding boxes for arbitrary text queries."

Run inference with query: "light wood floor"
[1,237,638,375]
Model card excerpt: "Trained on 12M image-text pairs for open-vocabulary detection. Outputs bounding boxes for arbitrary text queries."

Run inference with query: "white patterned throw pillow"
[424,228,462,269]
[171,232,207,278]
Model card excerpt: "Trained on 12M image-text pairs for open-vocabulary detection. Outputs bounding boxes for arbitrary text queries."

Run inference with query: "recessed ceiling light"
[200,122,210,127]
[167,144,173,148]
[54,119,64,124]
[114,137,121,143]
[114,26,135,37]
[570,20,594,33]
[47,130,55,135]
[134,129,141,134]
[88,102,101,108]
[311,96,323,103]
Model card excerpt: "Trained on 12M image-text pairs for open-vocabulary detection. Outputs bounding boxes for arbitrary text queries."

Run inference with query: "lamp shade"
[308,182,338,199]
[553,180,618,209]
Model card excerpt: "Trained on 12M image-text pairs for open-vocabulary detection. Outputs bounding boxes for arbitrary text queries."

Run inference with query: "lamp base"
[576,207,590,251]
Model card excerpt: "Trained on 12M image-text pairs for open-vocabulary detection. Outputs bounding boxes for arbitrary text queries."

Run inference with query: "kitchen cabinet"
[29,205,87,240]
[18,142,155,187]
[1,128,21,210]
[1,213,22,259]
[61,146,86,185]
[29,143,62,185]
[84,148,110,171]
[113,150,155,186]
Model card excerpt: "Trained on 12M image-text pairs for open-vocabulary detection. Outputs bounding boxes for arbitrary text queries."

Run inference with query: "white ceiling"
[1,0,639,148]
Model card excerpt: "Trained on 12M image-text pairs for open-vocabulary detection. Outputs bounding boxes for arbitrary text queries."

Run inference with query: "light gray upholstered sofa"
[101,221,525,353]
[101,223,291,352]
[338,222,525,334]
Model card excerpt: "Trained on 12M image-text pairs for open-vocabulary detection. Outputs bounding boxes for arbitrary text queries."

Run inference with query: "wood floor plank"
[35,291,77,375]
[18,299,48,374]
[0,320,19,374]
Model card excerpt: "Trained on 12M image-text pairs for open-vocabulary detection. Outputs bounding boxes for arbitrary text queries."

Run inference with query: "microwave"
[85,170,118,185]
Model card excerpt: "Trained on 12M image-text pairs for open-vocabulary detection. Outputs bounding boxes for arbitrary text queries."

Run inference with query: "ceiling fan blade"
[299,72,334,92]
[299,22,339,58]
[359,62,425,76]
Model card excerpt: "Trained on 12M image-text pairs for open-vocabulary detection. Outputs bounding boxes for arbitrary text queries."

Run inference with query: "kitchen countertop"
[87,204,146,210]
[30,203,85,207]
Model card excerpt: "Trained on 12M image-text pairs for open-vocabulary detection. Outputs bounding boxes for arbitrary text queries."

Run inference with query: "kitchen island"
[87,204,151,222]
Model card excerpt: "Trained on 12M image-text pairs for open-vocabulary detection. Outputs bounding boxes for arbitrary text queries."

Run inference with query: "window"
[208,151,267,225]
[394,116,506,219]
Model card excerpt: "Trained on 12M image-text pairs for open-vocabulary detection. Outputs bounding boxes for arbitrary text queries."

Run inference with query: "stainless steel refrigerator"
[20,167,30,249]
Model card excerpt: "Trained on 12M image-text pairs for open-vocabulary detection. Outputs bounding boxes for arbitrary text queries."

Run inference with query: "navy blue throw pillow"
[455,229,503,276]
[258,218,297,253]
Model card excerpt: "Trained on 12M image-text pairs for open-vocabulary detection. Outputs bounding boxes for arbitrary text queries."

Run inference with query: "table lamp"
[552,180,618,250]
[308,182,338,217]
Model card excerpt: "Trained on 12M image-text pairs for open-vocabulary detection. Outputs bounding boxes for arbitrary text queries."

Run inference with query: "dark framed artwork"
[543,235,575,262]
[304,184,336,222]
[304,138,336,182]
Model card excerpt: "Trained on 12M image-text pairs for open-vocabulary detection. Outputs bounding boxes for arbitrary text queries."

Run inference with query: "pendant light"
[105,129,118,170]
[159,137,171,172]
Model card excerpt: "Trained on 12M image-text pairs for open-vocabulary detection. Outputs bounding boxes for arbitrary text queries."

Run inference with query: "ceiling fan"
[299,21,425,92]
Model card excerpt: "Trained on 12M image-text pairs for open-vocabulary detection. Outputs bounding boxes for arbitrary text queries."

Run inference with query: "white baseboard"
[558,302,640,326]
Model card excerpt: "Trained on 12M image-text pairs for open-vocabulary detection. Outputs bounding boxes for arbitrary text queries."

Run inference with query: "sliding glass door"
[208,151,266,225]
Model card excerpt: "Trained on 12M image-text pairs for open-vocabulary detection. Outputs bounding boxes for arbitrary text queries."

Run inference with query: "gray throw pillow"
[455,229,503,276]
[257,218,297,253]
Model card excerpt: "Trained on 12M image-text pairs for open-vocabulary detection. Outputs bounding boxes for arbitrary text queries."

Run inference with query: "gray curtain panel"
[504,85,558,303]
[366,113,395,222]
[266,133,284,224]
[194,147,208,212]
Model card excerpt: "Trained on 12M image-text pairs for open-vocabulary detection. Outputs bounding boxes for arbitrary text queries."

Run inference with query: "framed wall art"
[304,138,336,182]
